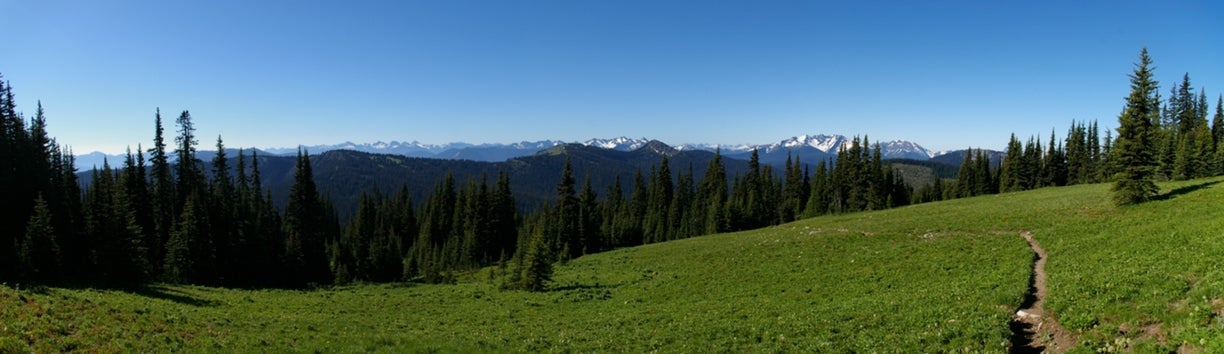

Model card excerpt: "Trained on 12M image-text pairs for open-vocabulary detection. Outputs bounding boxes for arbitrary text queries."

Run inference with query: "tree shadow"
[1154,180,1221,201]
[130,285,221,307]
[549,283,610,292]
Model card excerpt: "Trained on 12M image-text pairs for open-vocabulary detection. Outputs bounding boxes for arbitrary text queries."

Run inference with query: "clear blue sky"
[3,0,1222,154]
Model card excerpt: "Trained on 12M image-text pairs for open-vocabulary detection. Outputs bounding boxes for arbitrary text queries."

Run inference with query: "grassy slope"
[3,178,1224,352]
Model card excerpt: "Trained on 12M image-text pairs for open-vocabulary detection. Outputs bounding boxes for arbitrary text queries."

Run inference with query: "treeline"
[911,120,1117,202]
[0,72,918,288]
[501,135,914,290]
[910,65,1223,202]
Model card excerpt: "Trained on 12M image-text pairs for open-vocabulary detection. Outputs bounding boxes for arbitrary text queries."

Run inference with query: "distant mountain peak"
[774,134,848,153]
[637,140,678,156]
[582,137,651,151]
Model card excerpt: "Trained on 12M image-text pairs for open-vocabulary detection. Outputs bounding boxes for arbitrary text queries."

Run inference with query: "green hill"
[4,178,1224,352]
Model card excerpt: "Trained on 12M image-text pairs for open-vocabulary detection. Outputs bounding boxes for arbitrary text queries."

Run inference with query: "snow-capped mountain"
[72,134,942,169]
[672,134,932,161]
[878,140,937,160]
[768,134,850,154]
[582,137,651,151]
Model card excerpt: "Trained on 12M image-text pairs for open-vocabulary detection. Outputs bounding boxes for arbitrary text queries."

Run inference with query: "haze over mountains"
[73,134,955,170]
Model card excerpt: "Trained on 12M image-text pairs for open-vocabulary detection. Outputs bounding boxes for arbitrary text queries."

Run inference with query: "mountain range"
[74,138,997,219]
[73,134,949,170]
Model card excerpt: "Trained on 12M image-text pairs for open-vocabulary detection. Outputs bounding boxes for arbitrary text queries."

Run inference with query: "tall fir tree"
[1111,48,1161,205]
[554,157,581,260]
[19,195,60,282]
[282,150,332,286]
[148,109,176,279]
[695,149,728,234]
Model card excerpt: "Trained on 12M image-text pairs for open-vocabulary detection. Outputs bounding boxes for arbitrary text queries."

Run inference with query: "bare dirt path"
[1009,231,1074,353]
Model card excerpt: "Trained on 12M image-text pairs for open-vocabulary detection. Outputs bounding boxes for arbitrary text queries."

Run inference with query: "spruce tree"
[148,109,176,278]
[164,193,208,284]
[282,150,332,286]
[554,157,580,259]
[696,149,728,234]
[19,195,60,282]
[578,176,601,252]
[516,216,553,292]
[174,110,204,205]
[1111,48,1161,205]
[805,159,831,216]
[1212,95,1224,150]
[121,146,157,276]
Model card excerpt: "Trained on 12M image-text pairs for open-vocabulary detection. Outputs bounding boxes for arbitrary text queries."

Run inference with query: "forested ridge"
[1,49,1221,290]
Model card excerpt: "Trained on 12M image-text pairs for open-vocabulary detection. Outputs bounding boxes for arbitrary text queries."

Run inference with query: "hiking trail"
[1009,231,1074,353]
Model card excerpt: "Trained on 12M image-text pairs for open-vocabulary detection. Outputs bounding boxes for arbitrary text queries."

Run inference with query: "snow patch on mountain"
[582,137,651,151]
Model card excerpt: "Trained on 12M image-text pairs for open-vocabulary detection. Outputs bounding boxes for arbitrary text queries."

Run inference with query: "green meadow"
[5,178,1224,352]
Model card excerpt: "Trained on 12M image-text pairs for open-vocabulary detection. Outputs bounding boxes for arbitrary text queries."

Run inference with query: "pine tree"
[164,192,210,284]
[578,176,601,252]
[1212,95,1224,151]
[643,157,673,243]
[1000,135,1024,192]
[148,109,175,279]
[209,136,240,284]
[282,150,332,286]
[1112,48,1161,205]
[120,146,157,277]
[805,159,831,215]
[515,216,553,292]
[554,157,581,259]
[174,110,204,205]
[85,162,150,286]
[1042,131,1067,187]
[489,171,516,263]
[600,175,626,248]
[695,150,728,234]
[19,195,60,282]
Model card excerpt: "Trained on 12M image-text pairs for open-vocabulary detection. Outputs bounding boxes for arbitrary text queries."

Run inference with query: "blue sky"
[3,1,1222,154]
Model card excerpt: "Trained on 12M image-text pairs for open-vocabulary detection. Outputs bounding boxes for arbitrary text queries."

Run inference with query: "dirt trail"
[1009,231,1074,353]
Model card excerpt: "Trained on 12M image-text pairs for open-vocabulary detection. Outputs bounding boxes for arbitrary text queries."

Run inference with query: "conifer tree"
[515,215,553,292]
[85,162,150,285]
[695,149,728,234]
[1112,48,1161,205]
[1212,95,1224,151]
[1000,135,1024,191]
[667,165,694,240]
[554,157,581,259]
[643,157,673,243]
[174,110,204,205]
[578,176,601,252]
[164,192,210,284]
[148,109,176,277]
[19,196,60,282]
[209,136,241,283]
[283,149,332,286]
[805,159,831,215]
[120,146,157,276]
[600,175,626,248]
[955,148,976,198]
[1042,131,1068,187]
[488,172,515,262]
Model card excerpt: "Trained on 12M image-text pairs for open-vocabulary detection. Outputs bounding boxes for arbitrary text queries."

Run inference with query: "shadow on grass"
[1154,180,1221,201]
[131,285,221,307]
[549,283,611,292]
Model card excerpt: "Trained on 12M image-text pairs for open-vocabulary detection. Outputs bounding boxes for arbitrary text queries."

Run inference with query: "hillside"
[78,144,759,216]
[5,177,1224,352]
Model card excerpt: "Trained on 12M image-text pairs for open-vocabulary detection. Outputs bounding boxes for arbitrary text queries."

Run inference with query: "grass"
[4,177,1224,352]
